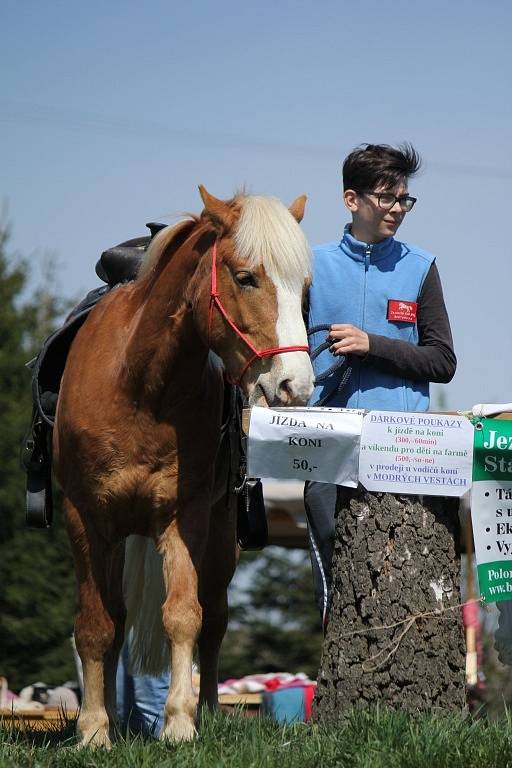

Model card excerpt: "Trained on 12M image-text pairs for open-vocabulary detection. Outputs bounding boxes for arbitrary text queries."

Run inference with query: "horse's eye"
[235,271,257,288]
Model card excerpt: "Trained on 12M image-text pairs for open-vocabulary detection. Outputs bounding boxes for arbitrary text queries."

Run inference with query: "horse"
[53,186,314,746]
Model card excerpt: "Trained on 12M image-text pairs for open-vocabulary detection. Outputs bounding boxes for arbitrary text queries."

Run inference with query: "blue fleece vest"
[308,226,434,411]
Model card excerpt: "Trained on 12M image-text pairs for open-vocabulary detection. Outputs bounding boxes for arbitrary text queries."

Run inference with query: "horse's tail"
[123,535,170,676]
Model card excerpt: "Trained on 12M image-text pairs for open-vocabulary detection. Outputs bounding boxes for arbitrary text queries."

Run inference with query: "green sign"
[472,418,512,603]
[473,418,512,481]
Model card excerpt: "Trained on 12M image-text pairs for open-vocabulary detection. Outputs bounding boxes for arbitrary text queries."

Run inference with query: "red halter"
[207,242,309,385]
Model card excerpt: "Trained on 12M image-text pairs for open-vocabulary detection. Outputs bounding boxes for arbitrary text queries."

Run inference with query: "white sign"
[248,406,364,486]
[472,482,512,564]
[472,480,512,602]
[358,411,474,497]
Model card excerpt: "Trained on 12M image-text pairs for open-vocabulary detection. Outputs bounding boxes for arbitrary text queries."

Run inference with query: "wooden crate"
[0,707,78,732]
[0,694,261,732]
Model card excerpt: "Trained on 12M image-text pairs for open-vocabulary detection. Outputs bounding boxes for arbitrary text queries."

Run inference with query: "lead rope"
[307,324,353,406]
[230,384,247,495]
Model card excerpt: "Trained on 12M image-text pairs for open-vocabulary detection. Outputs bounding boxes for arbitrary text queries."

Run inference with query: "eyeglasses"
[356,191,417,213]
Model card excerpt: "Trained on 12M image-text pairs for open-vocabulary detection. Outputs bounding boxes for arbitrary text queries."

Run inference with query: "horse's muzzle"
[250,358,314,408]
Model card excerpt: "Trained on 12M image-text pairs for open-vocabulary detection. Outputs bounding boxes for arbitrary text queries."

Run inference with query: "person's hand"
[328,324,369,356]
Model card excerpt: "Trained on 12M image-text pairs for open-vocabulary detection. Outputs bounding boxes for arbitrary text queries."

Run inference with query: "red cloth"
[462,598,480,629]
[462,598,485,686]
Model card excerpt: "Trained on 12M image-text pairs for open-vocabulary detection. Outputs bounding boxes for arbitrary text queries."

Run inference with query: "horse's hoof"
[161,714,197,742]
[76,723,112,749]
[76,735,112,750]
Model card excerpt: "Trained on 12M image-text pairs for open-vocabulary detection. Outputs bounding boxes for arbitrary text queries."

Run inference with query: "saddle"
[22,223,267,548]
[22,224,163,528]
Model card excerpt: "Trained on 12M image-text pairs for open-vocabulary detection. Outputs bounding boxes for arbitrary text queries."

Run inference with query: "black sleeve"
[302,288,310,329]
[364,262,456,383]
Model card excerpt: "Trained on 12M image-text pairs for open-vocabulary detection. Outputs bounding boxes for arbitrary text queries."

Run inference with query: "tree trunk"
[313,489,466,719]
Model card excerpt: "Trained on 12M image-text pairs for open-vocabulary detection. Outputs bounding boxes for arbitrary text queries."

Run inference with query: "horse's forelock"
[234,196,311,290]
[137,217,198,279]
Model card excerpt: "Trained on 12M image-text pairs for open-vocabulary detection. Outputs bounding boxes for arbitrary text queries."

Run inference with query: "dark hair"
[342,143,421,192]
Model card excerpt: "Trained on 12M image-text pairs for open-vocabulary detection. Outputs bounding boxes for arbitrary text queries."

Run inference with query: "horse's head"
[190,187,314,407]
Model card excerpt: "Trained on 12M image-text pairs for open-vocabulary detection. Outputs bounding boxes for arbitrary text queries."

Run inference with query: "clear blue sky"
[2,0,511,410]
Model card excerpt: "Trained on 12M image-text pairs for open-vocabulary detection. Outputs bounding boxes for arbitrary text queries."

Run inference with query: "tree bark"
[313,489,466,719]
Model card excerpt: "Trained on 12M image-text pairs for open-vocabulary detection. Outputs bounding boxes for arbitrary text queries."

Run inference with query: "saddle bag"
[233,393,268,550]
[21,411,53,528]
[236,477,268,551]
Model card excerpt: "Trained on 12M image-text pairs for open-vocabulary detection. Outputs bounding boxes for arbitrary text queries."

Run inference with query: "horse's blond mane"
[137,217,198,279]
[138,195,311,287]
[234,195,311,290]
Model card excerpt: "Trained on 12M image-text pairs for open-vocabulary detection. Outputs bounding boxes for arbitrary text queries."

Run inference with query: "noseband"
[207,242,309,385]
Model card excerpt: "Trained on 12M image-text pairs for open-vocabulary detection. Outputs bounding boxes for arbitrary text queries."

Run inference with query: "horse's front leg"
[198,493,237,710]
[159,510,208,742]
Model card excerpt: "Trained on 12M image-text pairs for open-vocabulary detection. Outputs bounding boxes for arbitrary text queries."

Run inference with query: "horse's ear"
[289,195,307,223]
[198,185,234,231]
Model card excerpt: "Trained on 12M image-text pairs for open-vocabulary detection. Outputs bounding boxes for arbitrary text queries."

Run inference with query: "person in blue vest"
[305,143,456,626]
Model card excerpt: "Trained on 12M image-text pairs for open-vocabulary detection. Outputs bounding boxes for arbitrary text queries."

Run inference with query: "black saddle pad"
[30,286,109,426]
[31,223,168,424]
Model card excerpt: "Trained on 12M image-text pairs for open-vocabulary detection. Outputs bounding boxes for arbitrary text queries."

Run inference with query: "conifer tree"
[0,225,76,690]
[220,548,323,681]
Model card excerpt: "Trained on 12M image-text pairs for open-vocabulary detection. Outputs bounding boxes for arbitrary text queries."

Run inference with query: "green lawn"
[2,708,512,768]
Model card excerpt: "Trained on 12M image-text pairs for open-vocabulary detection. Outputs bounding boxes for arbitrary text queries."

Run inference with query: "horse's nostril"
[276,375,313,406]
[278,379,293,399]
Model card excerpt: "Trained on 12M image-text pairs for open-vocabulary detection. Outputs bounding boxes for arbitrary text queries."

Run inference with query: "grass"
[2,707,512,768]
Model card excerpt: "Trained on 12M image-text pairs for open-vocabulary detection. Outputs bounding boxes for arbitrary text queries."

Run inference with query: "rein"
[307,324,352,406]
[207,242,309,385]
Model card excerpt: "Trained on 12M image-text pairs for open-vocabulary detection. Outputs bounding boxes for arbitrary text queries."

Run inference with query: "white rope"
[471,403,512,417]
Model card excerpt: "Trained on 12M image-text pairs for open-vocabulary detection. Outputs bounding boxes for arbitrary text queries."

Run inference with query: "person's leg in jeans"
[116,637,170,736]
[116,643,134,734]
[130,668,170,736]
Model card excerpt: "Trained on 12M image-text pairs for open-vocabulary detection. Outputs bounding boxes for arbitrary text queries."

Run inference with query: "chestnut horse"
[54,187,314,746]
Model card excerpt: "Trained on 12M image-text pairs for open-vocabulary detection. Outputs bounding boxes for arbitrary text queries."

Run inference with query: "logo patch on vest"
[387,299,417,323]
